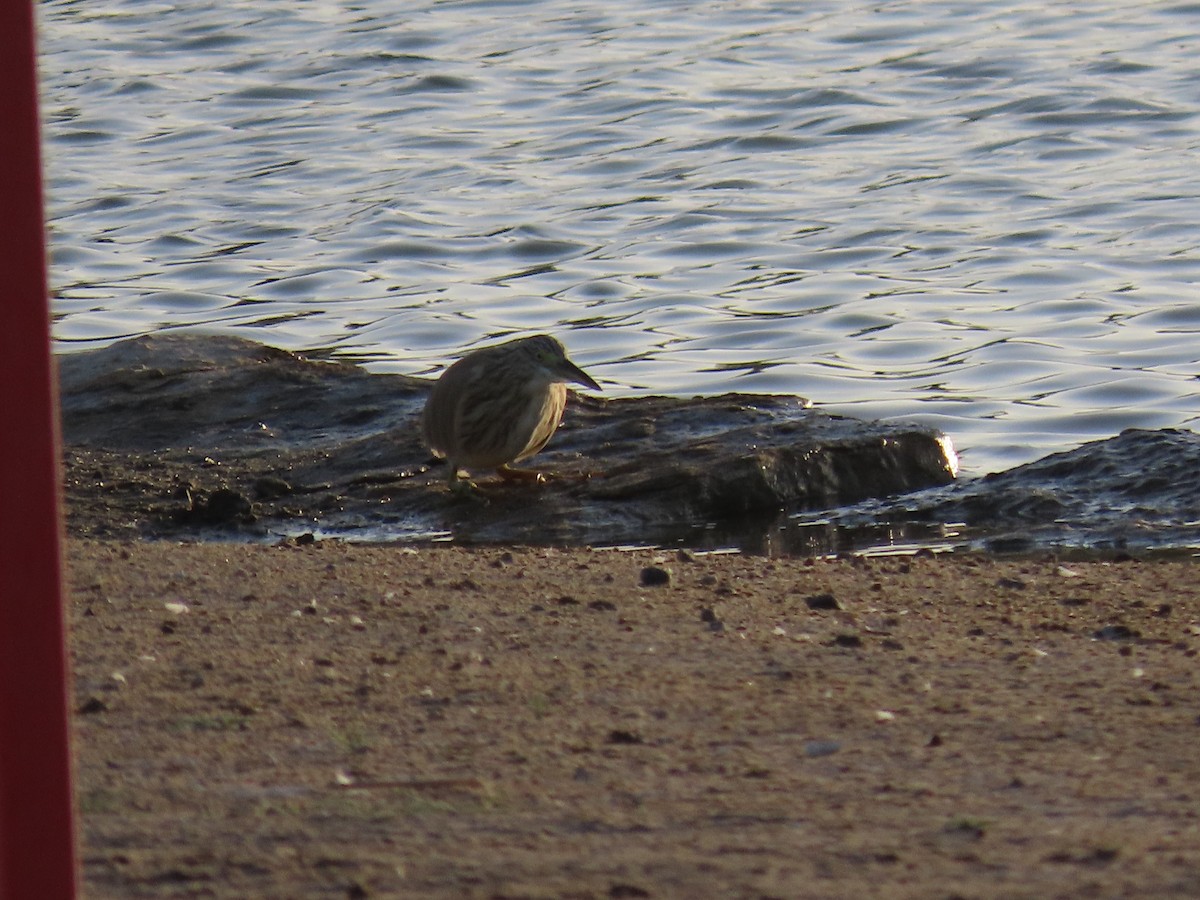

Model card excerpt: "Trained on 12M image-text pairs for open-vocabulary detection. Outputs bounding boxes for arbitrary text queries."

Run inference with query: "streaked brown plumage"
[422,334,601,486]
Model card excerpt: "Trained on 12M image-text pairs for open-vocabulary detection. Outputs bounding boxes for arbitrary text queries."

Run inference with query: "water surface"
[40,0,1200,475]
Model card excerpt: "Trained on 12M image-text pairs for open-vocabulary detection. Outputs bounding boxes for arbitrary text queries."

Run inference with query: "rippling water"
[39,0,1200,475]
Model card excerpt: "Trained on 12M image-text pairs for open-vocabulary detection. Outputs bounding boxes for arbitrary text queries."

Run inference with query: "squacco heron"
[422,334,601,487]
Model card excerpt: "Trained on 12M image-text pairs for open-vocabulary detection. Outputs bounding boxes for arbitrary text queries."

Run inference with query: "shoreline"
[69,538,1200,897]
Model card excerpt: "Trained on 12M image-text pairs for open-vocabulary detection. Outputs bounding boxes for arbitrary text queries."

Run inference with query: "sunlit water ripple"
[40,0,1200,476]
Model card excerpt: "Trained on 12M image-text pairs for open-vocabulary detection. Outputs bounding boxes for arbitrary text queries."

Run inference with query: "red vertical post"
[0,2,80,898]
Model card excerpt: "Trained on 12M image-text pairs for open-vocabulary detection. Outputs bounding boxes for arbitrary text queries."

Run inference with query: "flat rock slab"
[808,427,1200,554]
[59,333,957,545]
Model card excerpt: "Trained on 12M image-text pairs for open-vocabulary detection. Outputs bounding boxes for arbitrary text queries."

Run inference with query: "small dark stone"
[805,592,840,611]
[699,607,717,622]
[555,595,579,606]
[997,576,1026,590]
[1094,624,1138,641]
[927,734,943,747]
[160,622,176,635]
[639,565,671,587]
[609,885,650,899]
[1155,603,1173,617]
[803,740,841,758]
[832,633,862,648]
[707,619,725,633]
[588,599,617,612]
[675,549,695,562]
[77,696,108,715]
[606,729,643,745]
[294,532,316,546]
[943,819,986,839]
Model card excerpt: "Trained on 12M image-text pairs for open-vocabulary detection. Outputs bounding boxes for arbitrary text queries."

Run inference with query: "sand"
[67,539,1200,898]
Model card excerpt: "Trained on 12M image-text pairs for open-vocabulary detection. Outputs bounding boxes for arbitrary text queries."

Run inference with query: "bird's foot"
[495,466,549,485]
[446,470,490,502]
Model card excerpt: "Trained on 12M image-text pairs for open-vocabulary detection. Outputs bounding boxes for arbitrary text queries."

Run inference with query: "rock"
[804,427,1200,552]
[176,487,252,525]
[606,729,643,745]
[803,740,841,758]
[1093,624,1138,641]
[58,333,958,545]
[804,592,840,610]
[639,566,672,587]
[77,696,108,715]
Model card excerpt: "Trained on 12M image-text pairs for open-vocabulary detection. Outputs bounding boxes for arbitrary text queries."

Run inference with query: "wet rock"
[253,476,292,499]
[59,333,957,545]
[807,427,1200,553]
[176,487,253,525]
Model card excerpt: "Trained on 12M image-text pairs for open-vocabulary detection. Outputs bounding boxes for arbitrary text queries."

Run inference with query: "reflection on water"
[39,0,1200,475]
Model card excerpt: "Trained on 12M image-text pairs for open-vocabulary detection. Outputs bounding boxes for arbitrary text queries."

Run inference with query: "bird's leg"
[496,465,548,485]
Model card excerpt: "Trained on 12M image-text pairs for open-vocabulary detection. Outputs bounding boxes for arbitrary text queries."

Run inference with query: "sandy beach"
[68,538,1200,898]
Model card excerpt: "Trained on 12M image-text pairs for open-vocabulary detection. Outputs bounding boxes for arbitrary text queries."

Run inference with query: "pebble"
[639,566,671,587]
[804,592,840,611]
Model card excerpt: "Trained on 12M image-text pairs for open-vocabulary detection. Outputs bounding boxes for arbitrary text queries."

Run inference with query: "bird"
[421,334,601,488]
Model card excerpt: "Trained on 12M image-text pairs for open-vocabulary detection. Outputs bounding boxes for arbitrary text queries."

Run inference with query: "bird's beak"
[560,359,601,392]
